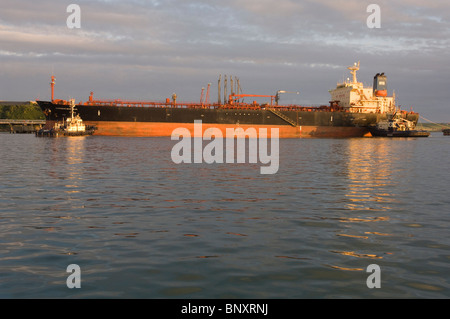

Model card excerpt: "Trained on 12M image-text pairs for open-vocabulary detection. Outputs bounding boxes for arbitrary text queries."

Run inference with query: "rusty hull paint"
[84,121,370,138]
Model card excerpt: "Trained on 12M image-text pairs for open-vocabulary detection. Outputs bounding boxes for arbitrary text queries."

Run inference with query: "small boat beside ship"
[36,99,96,137]
[368,113,430,137]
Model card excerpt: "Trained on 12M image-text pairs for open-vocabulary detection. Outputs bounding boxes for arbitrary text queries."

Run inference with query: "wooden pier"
[0,119,46,133]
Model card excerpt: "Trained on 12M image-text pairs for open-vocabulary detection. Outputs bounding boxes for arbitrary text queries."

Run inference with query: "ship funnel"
[373,73,387,97]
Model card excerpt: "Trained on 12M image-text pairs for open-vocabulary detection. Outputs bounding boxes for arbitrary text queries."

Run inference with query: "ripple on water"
[0,134,449,298]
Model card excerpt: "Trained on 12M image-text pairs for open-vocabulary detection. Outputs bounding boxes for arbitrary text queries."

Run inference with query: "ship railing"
[219,103,335,112]
[84,100,223,109]
[82,99,342,113]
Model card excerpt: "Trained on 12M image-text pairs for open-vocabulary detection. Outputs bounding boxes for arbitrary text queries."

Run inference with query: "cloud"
[0,0,449,121]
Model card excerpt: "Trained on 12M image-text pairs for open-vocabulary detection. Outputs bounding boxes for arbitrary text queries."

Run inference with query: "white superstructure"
[53,99,87,133]
[329,62,396,114]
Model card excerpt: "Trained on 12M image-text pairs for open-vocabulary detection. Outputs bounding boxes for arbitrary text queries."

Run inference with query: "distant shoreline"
[0,101,36,106]
[418,123,450,132]
[0,102,45,131]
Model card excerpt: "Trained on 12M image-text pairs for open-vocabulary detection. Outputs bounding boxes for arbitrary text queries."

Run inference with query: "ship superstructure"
[329,62,396,114]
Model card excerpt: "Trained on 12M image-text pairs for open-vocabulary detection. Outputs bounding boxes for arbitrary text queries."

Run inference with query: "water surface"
[0,133,449,298]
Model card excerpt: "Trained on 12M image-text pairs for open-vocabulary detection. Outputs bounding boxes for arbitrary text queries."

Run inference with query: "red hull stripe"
[75,121,371,138]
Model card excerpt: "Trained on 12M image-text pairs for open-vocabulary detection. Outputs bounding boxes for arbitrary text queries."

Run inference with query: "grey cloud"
[0,0,449,121]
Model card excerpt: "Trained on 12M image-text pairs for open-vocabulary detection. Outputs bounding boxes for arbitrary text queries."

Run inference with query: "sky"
[1,0,449,122]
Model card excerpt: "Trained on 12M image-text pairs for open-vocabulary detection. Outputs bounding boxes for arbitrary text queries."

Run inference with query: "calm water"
[0,132,449,299]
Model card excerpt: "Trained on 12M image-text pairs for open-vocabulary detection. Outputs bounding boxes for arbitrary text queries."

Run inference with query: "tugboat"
[36,99,96,137]
[368,113,430,137]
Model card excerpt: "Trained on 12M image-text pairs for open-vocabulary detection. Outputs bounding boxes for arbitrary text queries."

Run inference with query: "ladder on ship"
[268,108,297,127]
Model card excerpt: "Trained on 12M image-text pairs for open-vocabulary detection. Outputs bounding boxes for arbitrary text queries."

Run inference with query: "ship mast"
[70,98,75,120]
[348,61,360,84]
[50,76,55,102]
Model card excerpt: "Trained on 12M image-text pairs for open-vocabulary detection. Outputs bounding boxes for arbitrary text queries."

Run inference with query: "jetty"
[0,119,46,133]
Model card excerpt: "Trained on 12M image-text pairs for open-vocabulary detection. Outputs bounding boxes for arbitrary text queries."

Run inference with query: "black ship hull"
[37,101,419,138]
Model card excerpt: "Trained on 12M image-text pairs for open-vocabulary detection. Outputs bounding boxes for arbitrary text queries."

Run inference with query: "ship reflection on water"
[344,139,398,213]
[44,137,89,220]
[46,136,87,194]
[325,138,414,270]
[64,137,87,194]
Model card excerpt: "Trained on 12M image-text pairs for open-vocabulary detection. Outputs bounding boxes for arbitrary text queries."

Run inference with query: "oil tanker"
[37,62,419,138]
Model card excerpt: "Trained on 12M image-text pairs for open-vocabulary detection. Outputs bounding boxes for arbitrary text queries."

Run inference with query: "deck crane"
[205,83,211,105]
[228,90,299,107]
[200,83,211,106]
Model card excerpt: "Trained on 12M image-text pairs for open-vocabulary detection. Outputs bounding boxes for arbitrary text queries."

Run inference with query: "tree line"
[0,103,45,120]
